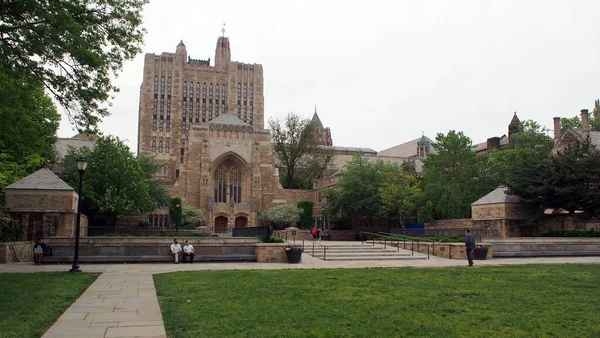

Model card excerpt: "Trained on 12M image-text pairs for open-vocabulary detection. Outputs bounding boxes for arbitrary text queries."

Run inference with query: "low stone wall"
[486,238,600,257]
[0,241,34,263]
[255,243,302,263]
[273,229,389,241]
[387,241,493,260]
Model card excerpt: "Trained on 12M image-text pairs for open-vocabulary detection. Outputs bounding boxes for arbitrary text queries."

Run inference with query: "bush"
[297,200,314,229]
[542,229,600,237]
[259,236,285,243]
[138,219,150,227]
[0,218,24,242]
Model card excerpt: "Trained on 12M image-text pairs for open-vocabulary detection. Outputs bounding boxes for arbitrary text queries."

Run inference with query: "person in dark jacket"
[464,229,475,267]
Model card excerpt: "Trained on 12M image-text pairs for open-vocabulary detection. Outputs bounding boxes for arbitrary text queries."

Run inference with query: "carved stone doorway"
[215,216,228,233]
[235,216,248,228]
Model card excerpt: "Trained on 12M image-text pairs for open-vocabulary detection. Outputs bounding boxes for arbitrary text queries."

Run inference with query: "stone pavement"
[1,242,600,337]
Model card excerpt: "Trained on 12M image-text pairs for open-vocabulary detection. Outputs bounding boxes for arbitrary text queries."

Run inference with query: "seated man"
[182,240,195,263]
[170,239,182,264]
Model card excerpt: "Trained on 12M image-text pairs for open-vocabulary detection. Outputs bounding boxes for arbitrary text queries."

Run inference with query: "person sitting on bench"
[182,240,195,263]
[170,239,182,263]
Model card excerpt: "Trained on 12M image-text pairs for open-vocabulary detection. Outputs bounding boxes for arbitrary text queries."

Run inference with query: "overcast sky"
[57,0,600,152]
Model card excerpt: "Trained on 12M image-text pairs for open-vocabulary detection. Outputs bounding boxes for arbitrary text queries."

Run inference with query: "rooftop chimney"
[486,137,501,151]
[581,109,590,140]
[553,117,561,144]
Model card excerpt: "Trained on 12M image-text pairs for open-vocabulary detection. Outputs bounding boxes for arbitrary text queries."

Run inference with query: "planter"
[285,247,302,263]
[474,247,489,260]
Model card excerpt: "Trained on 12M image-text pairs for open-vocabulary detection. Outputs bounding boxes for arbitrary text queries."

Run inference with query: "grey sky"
[57,0,600,152]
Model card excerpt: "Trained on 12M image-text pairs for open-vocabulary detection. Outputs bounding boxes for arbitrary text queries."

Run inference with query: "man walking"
[464,229,475,267]
[170,239,182,264]
[182,240,195,263]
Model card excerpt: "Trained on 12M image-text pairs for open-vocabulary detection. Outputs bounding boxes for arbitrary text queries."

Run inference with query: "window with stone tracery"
[213,160,242,203]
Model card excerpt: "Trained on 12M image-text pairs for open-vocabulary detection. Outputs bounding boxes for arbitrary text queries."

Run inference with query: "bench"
[42,254,257,264]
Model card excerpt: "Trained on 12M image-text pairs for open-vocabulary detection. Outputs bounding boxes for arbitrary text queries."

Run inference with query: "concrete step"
[306,248,396,253]
[324,252,412,257]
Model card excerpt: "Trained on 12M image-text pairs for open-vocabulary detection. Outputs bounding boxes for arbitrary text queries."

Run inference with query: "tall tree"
[0,67,60,205]
[560,100,600,132]
[0,0,148,130]
[269,113,333,189]
[379,160,422,225]
[61,136,170,229]
[420,130,485,219]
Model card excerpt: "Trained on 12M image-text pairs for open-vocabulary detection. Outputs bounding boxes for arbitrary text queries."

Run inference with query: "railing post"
[324,246,327,260]
[449,245,452,259]
[397,240,399,252]
[302,239,304,250]
[384,239,387,249]
[411,241,414,256]
[312,242,315,256]
[427,244,430,259]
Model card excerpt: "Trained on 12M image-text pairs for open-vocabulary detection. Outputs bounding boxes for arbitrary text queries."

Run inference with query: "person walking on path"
[170,239,182,264]
[182,240,195,263]
[465,229,475,267]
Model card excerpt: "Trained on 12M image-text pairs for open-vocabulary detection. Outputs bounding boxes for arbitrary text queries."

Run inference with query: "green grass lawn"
[0,272,97,338]
[155,265,600,338]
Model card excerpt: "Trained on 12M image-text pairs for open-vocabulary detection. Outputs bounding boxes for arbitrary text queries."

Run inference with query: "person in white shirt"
[182,240,195,263]
[170,239,182,263]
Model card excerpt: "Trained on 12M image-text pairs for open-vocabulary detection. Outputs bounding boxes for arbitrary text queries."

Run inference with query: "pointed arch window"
[215,84,220,118]
[166,77,172,132]
[151,140,156,153]
[213,160,242,203]
[165,141,170,154]
[182,81,187,131]
[195,82,200,123]
[152,76,158,131]
[209,83,213,120]
[221,85,226,114]
[202,83,207,122]
[158,140,163,153]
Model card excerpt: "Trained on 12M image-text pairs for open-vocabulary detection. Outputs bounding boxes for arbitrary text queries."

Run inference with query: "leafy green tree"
[420,131,486,219]
[505,140,600,216]
[0,0,148,129]
[269,113,333,189]
[0,68,60,205]
[297,200,314,229]
[559,100,600,132]
[259,204,301,228]
[181,205,204,228]
[322,155,387,226]
[61,136,170,229]
[379,160,422,225]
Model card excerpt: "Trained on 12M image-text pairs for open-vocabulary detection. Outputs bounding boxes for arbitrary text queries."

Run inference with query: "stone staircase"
[303,242,427,261]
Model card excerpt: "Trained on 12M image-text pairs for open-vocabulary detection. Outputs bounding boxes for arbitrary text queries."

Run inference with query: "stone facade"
[137,36,313,229]
[255,243,302,263]
[0,241,34,263]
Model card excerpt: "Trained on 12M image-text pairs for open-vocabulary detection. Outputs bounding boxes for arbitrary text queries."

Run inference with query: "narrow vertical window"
[221,85,226,114]
[236,83,241,119]
[189,82,194,125]
[202,83,207,122]
[159,76,165,131]
[215,84,220,118]
[195,82,200,123]
[159,140,163,153]
[167,77,172,132]
[151,140,156,153]
[165,141,170,154]
[249,84,254,125]
[182,81,187,131]
[209,83,213,121]
[243,83,247,122]
[152,76,158,131]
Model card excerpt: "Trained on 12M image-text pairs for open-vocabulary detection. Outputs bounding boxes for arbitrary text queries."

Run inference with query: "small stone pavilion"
[471,186,534,237]
[4,168,86,240]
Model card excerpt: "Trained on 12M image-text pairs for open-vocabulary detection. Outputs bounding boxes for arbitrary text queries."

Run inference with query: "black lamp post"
[175,203,180,234]
[70,156,87,273]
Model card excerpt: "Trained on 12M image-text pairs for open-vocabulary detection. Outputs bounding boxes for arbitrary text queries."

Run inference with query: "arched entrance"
[235,216,248,228]
[215,216,228,233]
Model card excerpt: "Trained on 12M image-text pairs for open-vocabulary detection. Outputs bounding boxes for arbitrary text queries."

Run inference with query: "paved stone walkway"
[1,242,599,337]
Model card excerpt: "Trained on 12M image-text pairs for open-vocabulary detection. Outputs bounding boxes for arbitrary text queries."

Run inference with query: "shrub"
[181,205,204,228]
[297,200,314,229]
[0,218,24,242]
[138,219,150,227]
[259,236,285,243]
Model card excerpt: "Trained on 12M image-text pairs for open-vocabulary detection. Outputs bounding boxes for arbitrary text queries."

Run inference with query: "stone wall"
[255,243,302,263]
[486,238,600,257]
[5,190,77,212]
[0,241,33,263]
[388,241,493,260]
[472,203,534,220]
[8,212,87,240]
[273,229,390,241]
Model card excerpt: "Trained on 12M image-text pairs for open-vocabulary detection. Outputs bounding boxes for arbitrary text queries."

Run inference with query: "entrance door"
[215,216,228,233]
[235,216,248,228]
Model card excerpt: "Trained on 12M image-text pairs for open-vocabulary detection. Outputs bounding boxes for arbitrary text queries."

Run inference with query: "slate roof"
[471,186,522,206]
[6,168,74,191]
[311,112,323,128]
[378,136,436,158]
[56,138,96,160]
[209,113,251,127]
[472,135,509,153]
[331,146,377,155]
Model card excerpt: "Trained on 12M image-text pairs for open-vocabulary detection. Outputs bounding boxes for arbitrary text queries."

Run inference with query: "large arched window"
[152,76,158,131]
[213,160,242,203]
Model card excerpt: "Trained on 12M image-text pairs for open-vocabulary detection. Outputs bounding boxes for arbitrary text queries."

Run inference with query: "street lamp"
[175,203,180,234]
[70,156,87,273]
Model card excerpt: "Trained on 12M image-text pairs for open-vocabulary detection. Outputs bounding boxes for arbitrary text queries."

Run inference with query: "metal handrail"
[302,239,329,260]
[360,231,432,259]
